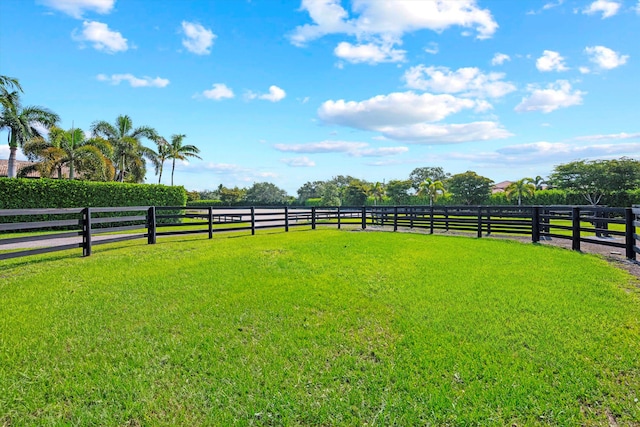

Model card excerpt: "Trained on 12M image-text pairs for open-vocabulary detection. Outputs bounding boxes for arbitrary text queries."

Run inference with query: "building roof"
[0,159,70,178]
[492,180,513,193]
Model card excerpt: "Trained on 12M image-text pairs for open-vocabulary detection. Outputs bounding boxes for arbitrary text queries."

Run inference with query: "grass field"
[1,229,639,425]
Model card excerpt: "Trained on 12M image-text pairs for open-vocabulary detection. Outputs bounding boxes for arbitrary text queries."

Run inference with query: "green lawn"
[1,230,639,426]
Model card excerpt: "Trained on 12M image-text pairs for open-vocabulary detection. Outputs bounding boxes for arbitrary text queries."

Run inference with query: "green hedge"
[0,178,186,226]
[186,199,224,207]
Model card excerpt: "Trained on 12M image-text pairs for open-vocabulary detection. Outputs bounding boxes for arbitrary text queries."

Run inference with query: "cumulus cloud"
[377,121,512,144]
[491,53,510,66]
[536,50,568,72]
[39,0,114,19]
[282,157,316,167]
[96,73,169,88]
[334,41,406,63]
[290,0,497,64]
[181,21,216,55]
[274,140,408,157]
[198,83,235,100]
[178,162,279,184]
[515,80,585,113]
[585,45,629,70]
[403,65,516,98]
[72,21,128,53]
[246,85,287,102]
[582,0,621,18]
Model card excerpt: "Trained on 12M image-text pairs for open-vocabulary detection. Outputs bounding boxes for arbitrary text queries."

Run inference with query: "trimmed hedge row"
[186,199,225,207]
[0,178,187,225]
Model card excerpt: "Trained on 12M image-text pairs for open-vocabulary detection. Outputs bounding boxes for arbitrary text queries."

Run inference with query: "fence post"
[477,206,482,238]
[147,206,156,244]
[625,208,636,261]
[532,206,540,243]
[410,207,414,228]
[393,206,398,232]
[572,206,581,252]
[444,206,449,232]
[251,207,256,235]
[430,205,434,234]
[284,206,289,232]
[208,207,213,239]
[311,207,316,230]
[486,208,491,236]
[337,206,341,229]
[82,207,92,257]
[361,206,366,229]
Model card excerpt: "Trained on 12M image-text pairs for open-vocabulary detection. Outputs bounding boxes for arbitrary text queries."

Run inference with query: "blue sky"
[1,0,639,195]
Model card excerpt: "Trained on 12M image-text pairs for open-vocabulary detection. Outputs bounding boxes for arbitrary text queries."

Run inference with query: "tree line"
[0,75,200,184]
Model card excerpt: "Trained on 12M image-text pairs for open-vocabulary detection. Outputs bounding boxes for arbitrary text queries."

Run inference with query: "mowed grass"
[1,230,639,426]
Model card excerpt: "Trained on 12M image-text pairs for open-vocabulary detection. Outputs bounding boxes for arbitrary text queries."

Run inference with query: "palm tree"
[0,75,23,95]
[90,115,158,183]
[153,136,171,184]
[533,175,546,191]
[370,181,386,205]
[417,178,446,206]
[21,126,114,180]
[166,134,201,186]
[505,178,536,206]
[0,89,60,178]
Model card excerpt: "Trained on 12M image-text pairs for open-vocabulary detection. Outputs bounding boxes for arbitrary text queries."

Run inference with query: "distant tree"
[548,158,640,205]
[186,190,200,202]
[154,136,170,184]
[447,171,494,205]
[21,126,114,180]
[166,134,201,186]
[533,175,546,191]
[320,183,341,206]
[417,178,446,206]
[409,167,449,191]
[198,189,219,200]
[218,186,246,205]
[297,180,326,202]
[370,181,386,205]
[0,88,60,178]
[505,178,535,206]
[245,182,289,205]
[343,180,369,206]
[385,179,412,204]
[91,115,158,182]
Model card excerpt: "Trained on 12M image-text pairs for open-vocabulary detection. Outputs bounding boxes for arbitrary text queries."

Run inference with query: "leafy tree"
[244,182,289,205]
[21,126,114,180]
[165,134,201,186]
[343,180,369,206]
[186,190,200,202]
[417,178,446,206]
[447,171,494,205]
[90,115,158,183]
[505,178,535,206]
[218,186,246,205]
[297,180,326,202]
[533,175,546,190]
[320,183,341,206]
[0,88,60,178]
[385,179,412,204]
[548,158,640,205]
[409,167,449,191]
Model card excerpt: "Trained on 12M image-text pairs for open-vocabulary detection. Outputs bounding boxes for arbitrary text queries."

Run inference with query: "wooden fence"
[1,205,638,262]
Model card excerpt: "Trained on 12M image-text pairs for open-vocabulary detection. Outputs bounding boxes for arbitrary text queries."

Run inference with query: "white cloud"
[199,83,235,100]
[274,140,408,157]
[0,145,28,161]
[536,50,568,72]
[251,85,287,102]
[181,21,216,55]
[572,132,640,142]
[491,53,510,66]
[636,0,640,14]
[39,0,114,19]
[72,21,128,53]
[585,45,629,70]
[515,80,585,113]
[403,65,516,98]
[334,41,406,63]
[377,121,512,144]
[579,66,591,74]
[355,146,409,157]
[96,73,169,88]
[424,42,439,54]
[582,0,621,18]
[178,162,279,184]
[282,157,316,167]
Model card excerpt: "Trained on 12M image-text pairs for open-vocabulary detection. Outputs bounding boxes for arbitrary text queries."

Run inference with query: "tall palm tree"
[166,134,201,186]
[90,115,158,183]
[0,89,60,178]
[21,126,114,180]
[0,75,23,95]
[153,136,171,184]
[533,175,546,191]
[505,178,536,205]
[370,181,386,205]
[417,178,446,206]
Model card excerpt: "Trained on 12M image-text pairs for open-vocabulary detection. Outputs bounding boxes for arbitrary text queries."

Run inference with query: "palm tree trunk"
[158,163,163,184]
[69,161,74,180]
[7,146,17,178]
[171,159,176,186]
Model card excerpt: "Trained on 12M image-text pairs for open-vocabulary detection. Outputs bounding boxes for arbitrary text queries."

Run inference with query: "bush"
[186,199,225,207]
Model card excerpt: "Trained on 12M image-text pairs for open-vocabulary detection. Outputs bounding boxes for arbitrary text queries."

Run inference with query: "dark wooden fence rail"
[1,205,638,262]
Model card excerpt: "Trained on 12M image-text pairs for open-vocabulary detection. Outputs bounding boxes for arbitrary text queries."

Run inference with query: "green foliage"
[186,190,200,202]
[385,179,412,204]
[408,166,449,191]
[244,182,289,206]
[218,186,246,205]
[447,171,494,205]
[297,181,326,202]
[186,199,224,207]
[320,183,341,206]
[304,198,322,207]
[343,180,369,206]
[0,178,186,220]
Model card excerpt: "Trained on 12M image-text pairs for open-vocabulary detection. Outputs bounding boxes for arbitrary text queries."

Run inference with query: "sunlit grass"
[1,229,639,425]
